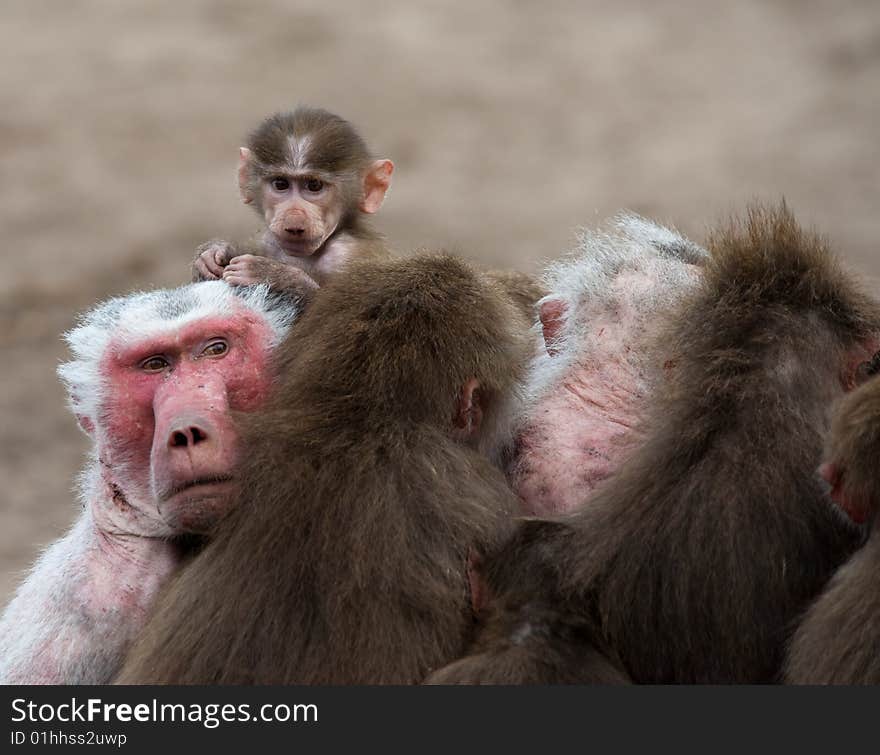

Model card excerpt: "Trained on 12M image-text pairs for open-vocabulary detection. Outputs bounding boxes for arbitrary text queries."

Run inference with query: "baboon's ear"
[454,377,484,437]
[539,298,568,356]
[238,147,256,205]
[359,159,394,214]
[467,549,490,615]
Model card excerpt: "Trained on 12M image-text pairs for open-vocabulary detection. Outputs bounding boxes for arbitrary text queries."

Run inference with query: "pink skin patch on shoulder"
[513,266,694,516]
[513,323,647,516]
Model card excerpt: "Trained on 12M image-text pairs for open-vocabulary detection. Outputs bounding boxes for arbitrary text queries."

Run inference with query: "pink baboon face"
[97,305,275,534]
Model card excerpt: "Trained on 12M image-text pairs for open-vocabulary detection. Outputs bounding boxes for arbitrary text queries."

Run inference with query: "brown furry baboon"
[429,204,880,684]
[786,373,880,684]
[117,254,534,684]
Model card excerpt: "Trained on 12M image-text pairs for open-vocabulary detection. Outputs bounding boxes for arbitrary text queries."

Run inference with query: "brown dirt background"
[2,0,879,605]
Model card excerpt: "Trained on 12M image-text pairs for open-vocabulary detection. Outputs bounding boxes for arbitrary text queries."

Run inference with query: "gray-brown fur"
[785,376,880,684]
[484,268,547,330]
[430,203,880,684]
[428,521,631,685]
[118,253,532,684]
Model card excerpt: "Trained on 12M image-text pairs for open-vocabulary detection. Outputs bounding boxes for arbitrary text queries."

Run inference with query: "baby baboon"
[193,106,393,295]
[118,254,534,684]
[192,105,545,324]
[430,203,880,684]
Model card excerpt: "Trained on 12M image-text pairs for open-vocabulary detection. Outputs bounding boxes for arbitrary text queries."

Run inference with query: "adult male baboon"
[430,204,880,684]
[118,254,534,684]
[0,282,296,684]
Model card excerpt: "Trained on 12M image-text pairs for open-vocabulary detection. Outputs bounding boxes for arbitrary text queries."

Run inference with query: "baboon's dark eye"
[201,339,229,358]
[140,355,170,373]
[304,178,324,193]
[271,177,290,192]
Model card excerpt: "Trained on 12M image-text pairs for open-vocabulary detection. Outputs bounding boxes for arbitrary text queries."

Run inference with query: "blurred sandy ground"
[1,0,879,604]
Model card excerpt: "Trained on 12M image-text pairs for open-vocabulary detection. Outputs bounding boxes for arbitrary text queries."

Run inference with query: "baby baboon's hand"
[192,240,237,281]
[223,254,320,295]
